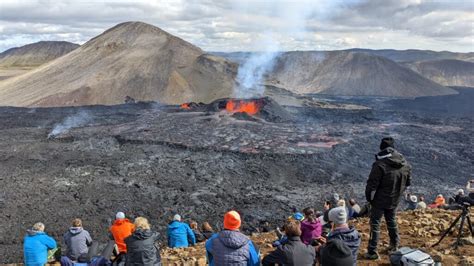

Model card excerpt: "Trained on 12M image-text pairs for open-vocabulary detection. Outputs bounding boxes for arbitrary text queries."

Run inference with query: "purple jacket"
[300,220,322,245]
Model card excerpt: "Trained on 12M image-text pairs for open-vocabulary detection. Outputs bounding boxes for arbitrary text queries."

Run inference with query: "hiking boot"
[364,252,379,260]
[388,244,399,253]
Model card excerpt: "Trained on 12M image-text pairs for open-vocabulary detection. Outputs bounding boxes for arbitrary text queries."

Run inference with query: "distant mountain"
[402,59,474,87]
[344,48,474,63]
[267,51,457,97]
[0,22,236,107]
[0,41,79,67]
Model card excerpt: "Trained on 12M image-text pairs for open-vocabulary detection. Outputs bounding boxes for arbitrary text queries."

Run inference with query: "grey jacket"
[64,227,92,260]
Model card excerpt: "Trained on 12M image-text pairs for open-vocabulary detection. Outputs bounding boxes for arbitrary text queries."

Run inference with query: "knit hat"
[328,206,348,225]
[293,212,305,221]
[116,212,125,219]
[320,239,354,266]
[410,195,418,203]
[380,137,395,150]
[173,214,181,221]
[458,189,464,195]
[224,211,241,230]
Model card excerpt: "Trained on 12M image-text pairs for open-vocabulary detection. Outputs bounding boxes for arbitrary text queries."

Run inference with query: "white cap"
[410,195,418,203]
[116,212,125,219]
[173,214,181,221]
[457,189,464,195]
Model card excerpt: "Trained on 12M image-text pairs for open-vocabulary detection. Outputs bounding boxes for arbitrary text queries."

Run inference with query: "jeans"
[368,207,399,254]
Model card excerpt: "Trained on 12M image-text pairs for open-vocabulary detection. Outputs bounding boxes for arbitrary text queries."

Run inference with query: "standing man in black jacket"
[262,219,315,266]
[364,137,412,260]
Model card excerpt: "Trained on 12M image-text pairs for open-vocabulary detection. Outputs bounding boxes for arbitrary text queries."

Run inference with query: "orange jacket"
[110,218,135,253]
[434,196,446,206]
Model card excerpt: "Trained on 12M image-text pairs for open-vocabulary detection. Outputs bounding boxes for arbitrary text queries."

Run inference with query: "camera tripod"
[432,204,473,249]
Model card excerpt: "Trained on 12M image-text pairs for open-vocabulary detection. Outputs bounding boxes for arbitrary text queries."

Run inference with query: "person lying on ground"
[110,211,135,254]
[327,206,361,266]
[404,193,418,211]
[300,207,322,245]
[62,218,97,262]
[167,214,196,248]
[205,210,260,266]
[125,217,161,266]
[24,222,57,266]
[262,219,315,266]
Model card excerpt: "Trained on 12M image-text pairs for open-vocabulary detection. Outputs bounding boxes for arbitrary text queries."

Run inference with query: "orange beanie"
[224,211,241,230]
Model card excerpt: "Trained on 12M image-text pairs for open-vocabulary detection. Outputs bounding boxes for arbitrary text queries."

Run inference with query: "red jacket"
[110,218,135,253]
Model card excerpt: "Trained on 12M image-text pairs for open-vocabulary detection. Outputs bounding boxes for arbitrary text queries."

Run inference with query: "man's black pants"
[368,207,399,254]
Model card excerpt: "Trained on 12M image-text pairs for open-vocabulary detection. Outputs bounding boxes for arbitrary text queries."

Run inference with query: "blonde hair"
[32,222,45,232]
[72,218,82,227]
[189,220,198,230]
[134,217,151,230]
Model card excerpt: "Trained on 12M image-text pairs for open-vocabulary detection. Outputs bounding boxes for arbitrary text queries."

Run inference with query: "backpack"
[390,247,435,266]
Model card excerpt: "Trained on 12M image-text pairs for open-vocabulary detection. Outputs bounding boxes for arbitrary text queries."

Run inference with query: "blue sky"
[0,0,473,53]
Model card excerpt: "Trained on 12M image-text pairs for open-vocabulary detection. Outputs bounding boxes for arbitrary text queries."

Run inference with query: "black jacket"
[262,236,315,266]
[125,229,161,266]
[365,147,412,209]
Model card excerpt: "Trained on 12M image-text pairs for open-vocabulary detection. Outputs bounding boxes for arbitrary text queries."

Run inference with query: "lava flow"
[225,100,259,115]
[180,103,191,109]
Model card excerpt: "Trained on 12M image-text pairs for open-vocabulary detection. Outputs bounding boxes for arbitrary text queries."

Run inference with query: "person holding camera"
[364,137,412,260]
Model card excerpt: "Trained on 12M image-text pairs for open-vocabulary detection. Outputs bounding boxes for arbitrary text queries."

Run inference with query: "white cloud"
[0,0,472,52]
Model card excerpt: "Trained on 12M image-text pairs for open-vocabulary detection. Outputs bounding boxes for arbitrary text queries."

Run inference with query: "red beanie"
[224,211,241,230]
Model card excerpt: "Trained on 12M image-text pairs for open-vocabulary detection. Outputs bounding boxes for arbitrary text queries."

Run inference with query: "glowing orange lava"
[225,100,259,115]
[180,103,191,109]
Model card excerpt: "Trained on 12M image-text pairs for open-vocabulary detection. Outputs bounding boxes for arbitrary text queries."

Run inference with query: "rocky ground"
[0,90,473,262]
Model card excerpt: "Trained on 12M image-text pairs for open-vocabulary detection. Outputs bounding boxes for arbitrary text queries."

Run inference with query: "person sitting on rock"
[24,222,57,266]
[404,193,418,211]
[327,206,361,266]
[417,196,427,209]
[262,219,315,266]
[348,199,360,213]
[167,214,196,248]
[201,222,215,240]
[428,194,446,208]
[110,211,135,255]
[205,210,260,266]
[189,220,205,242]
[300,207,322,245]
[61,218,97,263]
[320,239,354,266]
[125,217,161,265]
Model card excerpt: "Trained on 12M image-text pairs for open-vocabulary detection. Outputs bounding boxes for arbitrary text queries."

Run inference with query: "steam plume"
[48,111,92,138]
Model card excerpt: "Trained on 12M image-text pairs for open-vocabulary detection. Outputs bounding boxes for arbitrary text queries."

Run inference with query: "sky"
[0,0,473,53]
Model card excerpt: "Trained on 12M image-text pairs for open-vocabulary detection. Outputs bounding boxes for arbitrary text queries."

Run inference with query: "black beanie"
[320,239,354,266]
[380,137,395,150]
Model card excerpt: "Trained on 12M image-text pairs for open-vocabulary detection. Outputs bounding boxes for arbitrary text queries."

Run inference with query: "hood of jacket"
[329,226,360,241]
[168,220,183,230]
[217,230,249,249]
[113,218,131,226]
[301,219,321,230]
[26,229,44,236]
[68,227,83,235]
[376,147,407,168]
[131,228,155,240]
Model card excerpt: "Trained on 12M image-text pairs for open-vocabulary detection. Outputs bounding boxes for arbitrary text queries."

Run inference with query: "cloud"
[0,0,472,53]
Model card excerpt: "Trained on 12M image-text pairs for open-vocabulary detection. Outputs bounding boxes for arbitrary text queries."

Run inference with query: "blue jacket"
[23,230,57,266]
[167,221,196,248]
[206,230,260,266]
[327,226,361,266]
